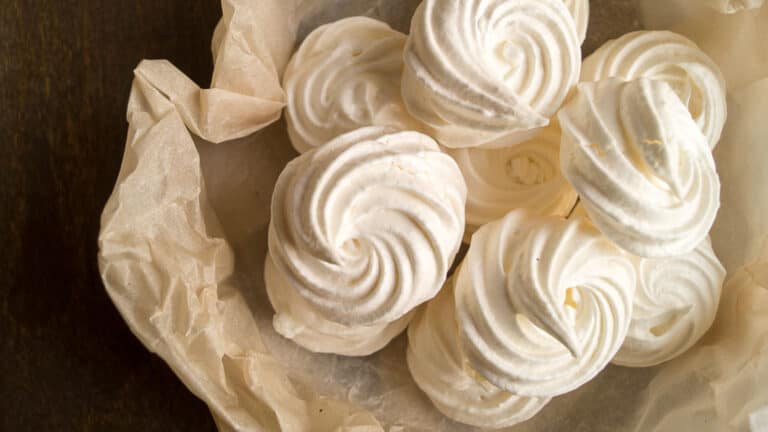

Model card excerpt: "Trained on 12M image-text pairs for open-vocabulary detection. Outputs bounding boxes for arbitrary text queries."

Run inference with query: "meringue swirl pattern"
[447,123,578,238]
[283,17,421,154]
[581,31,727,149]
[268,127,466,347]
[407,278,549,428]
[564,0,589,44]
[614,238,725,367]
[402,0,581,148]
[265,255,413,356]
[456,210,636,397]
[559,78,721,258]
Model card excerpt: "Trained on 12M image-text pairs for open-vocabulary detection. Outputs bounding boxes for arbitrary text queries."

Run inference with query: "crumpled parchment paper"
[98,1,768,430]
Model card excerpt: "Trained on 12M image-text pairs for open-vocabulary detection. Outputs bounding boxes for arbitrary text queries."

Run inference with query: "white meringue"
[407,278,549,429]
[564,0,590,44]
[402,0,581,148]
[455,210,636,397]
[265,255,413,356]
[447,123,578,238]
[614,238,725,367]
[581,31,727,149]
[283,17,421,154]
[558,78,721,258]
[268,127,466,349]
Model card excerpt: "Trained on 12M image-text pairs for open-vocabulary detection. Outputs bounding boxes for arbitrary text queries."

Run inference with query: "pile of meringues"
[265,0,728,427]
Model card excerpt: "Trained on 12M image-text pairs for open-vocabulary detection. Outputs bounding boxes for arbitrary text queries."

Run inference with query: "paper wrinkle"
[99,0,768,431]
[133,0,301,145]
[100,57,384,432]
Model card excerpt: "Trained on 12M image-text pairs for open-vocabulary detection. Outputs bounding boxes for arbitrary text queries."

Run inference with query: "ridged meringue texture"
[614,237,725,367]
[447,123,578,239]
[283,17,422,154]
[402,0,581,148]
[407,277,549,428]
[265,255,413,356]
[559,78,721,258]
[564,0,590,44]
[581,31,727,149]
[267,127,466,354]
[455,210,636,397]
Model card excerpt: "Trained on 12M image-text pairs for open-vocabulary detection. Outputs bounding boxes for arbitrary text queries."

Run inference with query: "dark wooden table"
[0,1,639,430]
[1,1,220,430]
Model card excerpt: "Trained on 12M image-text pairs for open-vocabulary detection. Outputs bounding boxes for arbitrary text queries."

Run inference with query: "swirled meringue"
[581,31,727,149]
[564,0,590,44]
[447,123,578,238]
[456,210,636,397]
[614,237,725,367]
[407,278,549,428]
[265,255,412,356]
[283,17,422,154]
[268,127,466,352]
[558,78,721,258]
[402,0,581,148]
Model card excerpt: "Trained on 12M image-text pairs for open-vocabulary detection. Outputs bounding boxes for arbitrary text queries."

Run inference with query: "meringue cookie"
[407,278,549,428]
[447,123,578,239]
[283,17,422,154]
[265,255,413,356]
[456,210,636,397]
[402,0,581,148]
[581,31,727,149]
[559,78,721,258]
[268,127,466,348]
[614,237,725,367]
[564,0,590,44]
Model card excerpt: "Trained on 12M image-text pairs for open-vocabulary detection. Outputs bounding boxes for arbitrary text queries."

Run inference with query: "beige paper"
[99,1,768,431]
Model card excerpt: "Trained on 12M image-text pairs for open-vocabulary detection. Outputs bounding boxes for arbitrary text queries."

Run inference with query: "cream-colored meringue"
[402,0,581,148]
[559,78,721,258]
[447,123,578,239]
[456,210,636,397]
[407,278,549,429]
[564,0,590,44]
[268,127,466,351]
[581,31,727,149]
[265,255,413,356]
[283,17,421,154]
[614,237,725,367]
[704,0,764,13]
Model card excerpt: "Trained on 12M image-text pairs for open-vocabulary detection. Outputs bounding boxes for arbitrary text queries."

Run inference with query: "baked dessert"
[401,0,581,148]
[408,210,636,427]
[581,30,727,149]
[267,126,466,355]
[407,278,549,429]
[446,122,577,239]
[559,78,721,257]
[283,17,421,154]
[564,0,590,43]
[614,237,725,366]
[268,3,730,426]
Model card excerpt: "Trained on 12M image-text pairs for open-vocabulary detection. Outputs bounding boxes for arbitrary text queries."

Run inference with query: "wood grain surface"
[0,1,639,431]
[0,1,220,430]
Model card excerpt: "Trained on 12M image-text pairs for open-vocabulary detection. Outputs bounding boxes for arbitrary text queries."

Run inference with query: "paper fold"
[99,1,768,431]
[99,65,384,432]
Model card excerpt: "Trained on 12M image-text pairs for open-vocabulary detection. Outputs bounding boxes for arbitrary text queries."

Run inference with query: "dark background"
[1,1,220,430]
[0,1,638,430]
